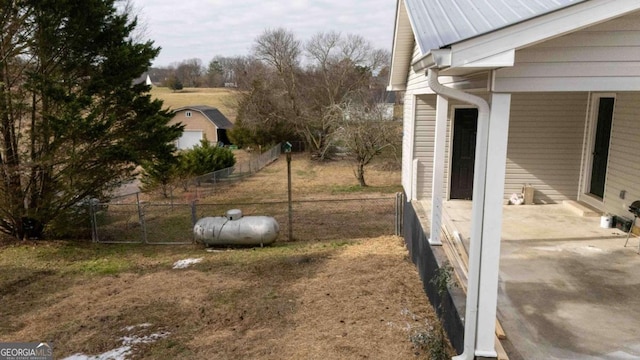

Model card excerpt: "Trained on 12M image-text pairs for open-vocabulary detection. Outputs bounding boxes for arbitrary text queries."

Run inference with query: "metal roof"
[174,105,234,129]
[405,0,587,53]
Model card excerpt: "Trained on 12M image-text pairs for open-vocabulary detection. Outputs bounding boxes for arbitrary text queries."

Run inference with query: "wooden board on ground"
[440,219,509,355]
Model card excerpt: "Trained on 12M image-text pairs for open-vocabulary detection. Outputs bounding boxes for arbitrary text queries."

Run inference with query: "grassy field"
[0,158,450,359]
[150,87,239,121]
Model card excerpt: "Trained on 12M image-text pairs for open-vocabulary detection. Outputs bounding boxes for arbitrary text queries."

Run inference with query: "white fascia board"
[493,76,640,92]
[387,84,407,91]
[411,48,509,74]
[458,49,515,68]
[412,49,452,72]
[450,0,640,68]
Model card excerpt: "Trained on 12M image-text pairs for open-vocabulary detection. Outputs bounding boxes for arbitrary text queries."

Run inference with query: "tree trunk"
[357,162,367,187]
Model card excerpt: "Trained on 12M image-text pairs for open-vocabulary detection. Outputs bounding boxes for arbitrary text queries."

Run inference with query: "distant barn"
[169,106,233,149]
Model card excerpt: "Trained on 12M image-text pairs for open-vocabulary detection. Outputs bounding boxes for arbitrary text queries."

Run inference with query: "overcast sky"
[131,0,397,67]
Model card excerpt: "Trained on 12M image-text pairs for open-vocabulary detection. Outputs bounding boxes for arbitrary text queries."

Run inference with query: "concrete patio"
[418,201,640,359]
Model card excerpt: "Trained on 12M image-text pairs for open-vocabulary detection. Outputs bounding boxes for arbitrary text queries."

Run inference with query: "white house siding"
[494,11,640,92]
[401,92,415,197]
[603,92,640,219]
[413,95,437,199]
[505,92,588,203]
[407,45,429,91]
[402,43,428,199]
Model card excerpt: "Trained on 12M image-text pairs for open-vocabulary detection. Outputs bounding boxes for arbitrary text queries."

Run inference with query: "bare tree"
[253,28,302,119]
[301,32,388,159]
[233,28,393,163]
[253,28,301,76]
[227,56,267,90]
[118,0,149,43]
[335,103,400,187]
[173,58,203,87]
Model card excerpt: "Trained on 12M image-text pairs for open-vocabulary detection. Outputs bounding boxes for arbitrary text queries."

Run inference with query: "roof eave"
[402,0,640,82]
[448,0,640,68]
[388,0,415,92]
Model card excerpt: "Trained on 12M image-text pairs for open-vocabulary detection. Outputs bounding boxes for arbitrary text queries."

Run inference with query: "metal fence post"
[191,200,197,226]
[136,193,147,243]
[395,192,405,236]
[89,201,98,242]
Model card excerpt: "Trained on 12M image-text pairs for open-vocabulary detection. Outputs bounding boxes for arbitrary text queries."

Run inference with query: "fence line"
[90,195,402,244]
[89,143,403,245]
[110,143,282,205]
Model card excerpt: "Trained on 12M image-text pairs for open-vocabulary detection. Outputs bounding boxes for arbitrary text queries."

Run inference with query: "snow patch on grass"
[63,324,169,360]
[172,258,203,269]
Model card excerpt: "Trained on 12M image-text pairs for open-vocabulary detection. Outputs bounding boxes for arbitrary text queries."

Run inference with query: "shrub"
[140,140,235,197]
[178,139,236,177]
[140,153,180,198]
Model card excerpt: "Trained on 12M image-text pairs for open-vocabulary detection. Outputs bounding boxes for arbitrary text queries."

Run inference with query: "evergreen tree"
[178,140,236,177]
[0,0,183,239]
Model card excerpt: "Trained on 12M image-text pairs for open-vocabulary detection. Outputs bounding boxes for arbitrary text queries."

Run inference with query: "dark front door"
[589,97,615,199]
[450,108,478,200]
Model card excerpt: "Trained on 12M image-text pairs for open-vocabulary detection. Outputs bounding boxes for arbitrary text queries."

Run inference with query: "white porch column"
[475,93,511,358]
[429,95,448,245]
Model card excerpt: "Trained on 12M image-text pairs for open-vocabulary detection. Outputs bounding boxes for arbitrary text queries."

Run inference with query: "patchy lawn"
[0,237,441,359]
[0,155,450,359]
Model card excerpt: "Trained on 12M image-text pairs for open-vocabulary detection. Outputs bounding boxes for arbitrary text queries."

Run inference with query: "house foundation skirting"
[403,199,466,353]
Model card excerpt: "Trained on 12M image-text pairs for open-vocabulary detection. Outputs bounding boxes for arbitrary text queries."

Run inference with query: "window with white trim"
[185,111,192,117]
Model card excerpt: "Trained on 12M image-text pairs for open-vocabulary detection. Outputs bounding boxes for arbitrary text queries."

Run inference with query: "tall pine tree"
[0,0,183,239]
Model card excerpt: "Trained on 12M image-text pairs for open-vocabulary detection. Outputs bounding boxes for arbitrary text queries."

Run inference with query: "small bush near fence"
[90,196,400,244]
[142,144,282,202]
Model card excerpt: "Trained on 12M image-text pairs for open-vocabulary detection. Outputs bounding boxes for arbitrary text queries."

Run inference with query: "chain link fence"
[88,142,403,245]
[90,194,404,244]
[162,143,282,202]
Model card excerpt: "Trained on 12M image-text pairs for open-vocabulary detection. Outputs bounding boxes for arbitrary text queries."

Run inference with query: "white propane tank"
[193,209,279,246]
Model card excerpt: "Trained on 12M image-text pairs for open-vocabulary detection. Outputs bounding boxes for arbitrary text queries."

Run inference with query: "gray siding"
[505,93,588,203]
[603,92,640,219]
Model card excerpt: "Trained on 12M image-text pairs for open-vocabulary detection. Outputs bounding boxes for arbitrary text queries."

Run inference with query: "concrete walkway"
[438,202,640,360]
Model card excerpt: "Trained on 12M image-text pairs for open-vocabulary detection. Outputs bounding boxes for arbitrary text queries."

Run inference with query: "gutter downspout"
[427,68,491,360]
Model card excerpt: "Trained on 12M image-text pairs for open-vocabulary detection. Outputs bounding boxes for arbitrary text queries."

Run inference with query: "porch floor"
[417,200,640,360]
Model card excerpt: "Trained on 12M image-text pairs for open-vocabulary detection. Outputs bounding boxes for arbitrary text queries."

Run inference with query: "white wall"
[505,93,589,203]
[603,92,640,219]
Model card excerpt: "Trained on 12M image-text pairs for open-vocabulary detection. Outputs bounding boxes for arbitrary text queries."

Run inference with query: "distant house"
[133,72,154,86]
[169,106,233,149]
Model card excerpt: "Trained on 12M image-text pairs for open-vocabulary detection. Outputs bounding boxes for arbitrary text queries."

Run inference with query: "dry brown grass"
[203,153,402,203]
[150,87,239,121]
[0,158,443,359]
